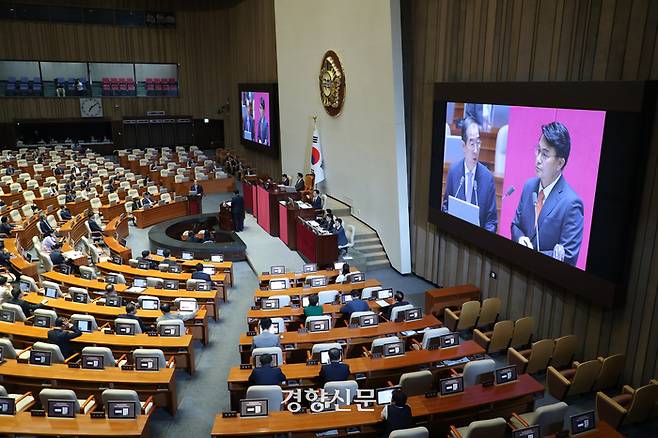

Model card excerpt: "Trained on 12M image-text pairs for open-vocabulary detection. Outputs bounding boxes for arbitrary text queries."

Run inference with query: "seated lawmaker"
[248,353,286,386]
[252,318,280,348]
[87,212,104,233]
[47,317,82,359]
[59,206,72,221]
[142,192,154,208]
[340,297,369,318]
[382,291,410,320]
[304,294,323,319]
[311,190,322,209]
[50,242,67,265]
[0,217,14,236]
[191,263,212,282]
[441,117,498,232]
[334,263,350,284]
[156,303,198,322]
[41,231,59,254]
[318,348,350,384]
[138,250,159,269]
[118,303,148,332]
[8,287,41,318]
[381,389,413,437]
[159,249,178,267]
[38,213,55,235]
[318,209,335,230]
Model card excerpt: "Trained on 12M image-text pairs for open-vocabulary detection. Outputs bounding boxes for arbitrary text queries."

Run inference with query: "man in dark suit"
[38,213,55,235]
[340,298,369,318]
[88,214,104,233]
[294,173,305,191]
[243,93,255,140]
[191,263,212,282]
[132,197,143,210]
[382,291,410,320]
[319,209,335,230]
[281,174,290,186]
[334,218,348,250]
[442,118,498,232]
[159,250,178,267]
[256,97,269,144]
[142,193,154,208]
[118,302,148,332]
[50,242,67,266]
[8,287,41,317]
[0,217,13,236]
[511,121,584,266]
[311,190,322,209]
[4,165,15,176]
[248,353,286,386]
[190,180,204,197]
[231,190,245,232]
[59,206,72,221]
[48,183,58,197]
[318,348,350,384]
[53,164,64,176]
[47,317,82,359]
[138,250,159,269]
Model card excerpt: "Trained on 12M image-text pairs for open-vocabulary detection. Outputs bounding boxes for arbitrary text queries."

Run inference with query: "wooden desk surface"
[254,279,380,299]
[149,254,233,271]
[229,341,483,382]
[211,374,544,436]
[96,261,226,283]
[0,358,174,385]
[42,271,220,302]
[246,300,388,320]
[425,284,480,317]
[0,411,150,437]
[24,292,208,322]
[0,320,192,349]
[239,314,441,347]
[258,267,357,283]
[133,200,188,228]
[3,238,38,277]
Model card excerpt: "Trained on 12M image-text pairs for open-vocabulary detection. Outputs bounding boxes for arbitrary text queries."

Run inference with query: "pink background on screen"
[253,92,271,146]
[257,185,271,233]
[498,106,606,270]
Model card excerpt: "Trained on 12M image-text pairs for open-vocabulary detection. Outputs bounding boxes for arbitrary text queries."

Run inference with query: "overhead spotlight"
[203,118,209,124]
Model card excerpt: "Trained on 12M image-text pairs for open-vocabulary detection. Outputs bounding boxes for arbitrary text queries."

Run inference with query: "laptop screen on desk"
[133,278,147,288]
[141,299,159,310]
[211,254,224,262]
[438,333,460,348]
[270,266,285,274]
[45,287,58,298]
[269,280,287,291]
[303,263,317,273]
[571,411,596,435]
[376,289,393,300]
[182,252,194,260]
[375,386,400,405]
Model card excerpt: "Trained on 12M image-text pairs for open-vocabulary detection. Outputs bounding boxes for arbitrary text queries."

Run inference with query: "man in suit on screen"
[442,117,498,232]
[256,97,269,145]
[511,121,584,266]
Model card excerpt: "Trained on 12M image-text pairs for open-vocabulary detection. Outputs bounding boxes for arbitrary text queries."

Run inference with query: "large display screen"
[238,83,279,156]
[441,103,605,270]
[428,81,654,307]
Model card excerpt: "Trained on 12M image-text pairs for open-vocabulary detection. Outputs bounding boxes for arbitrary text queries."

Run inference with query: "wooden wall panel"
[405,0,658,386]
[0,0,281,175]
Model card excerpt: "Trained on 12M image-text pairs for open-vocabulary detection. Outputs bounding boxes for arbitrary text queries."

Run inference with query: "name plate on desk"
[91,411,106,419]
[424,391,438,398]
[121,364,135,371]
[306,359,318,366]
[67,362,80,368]
[240,364,253,370]
[283,344,295,350]
[147,331,158,336]
[251,306,260,310]
[222,411,238,418]
[31,409,46,417]
[246,331,257,336]
[298,328,308,335]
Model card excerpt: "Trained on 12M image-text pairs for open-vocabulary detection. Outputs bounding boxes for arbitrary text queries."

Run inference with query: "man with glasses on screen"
[511,122,584,265]
[442,117,498,232]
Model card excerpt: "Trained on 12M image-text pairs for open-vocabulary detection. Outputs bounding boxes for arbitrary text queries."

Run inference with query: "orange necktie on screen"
[535,190,545,225]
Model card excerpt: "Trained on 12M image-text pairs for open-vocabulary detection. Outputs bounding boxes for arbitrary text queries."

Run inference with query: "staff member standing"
[190,180,204,197]
[231,190,245,232]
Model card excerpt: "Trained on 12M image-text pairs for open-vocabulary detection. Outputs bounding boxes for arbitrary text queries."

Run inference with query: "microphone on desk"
[532,192,540,252]
[455,176,465,198]
[473,180,479,206]
[502,186,515,200]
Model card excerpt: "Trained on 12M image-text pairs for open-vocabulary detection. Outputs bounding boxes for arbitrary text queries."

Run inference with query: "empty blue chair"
[6,80,16,96]
[19,77,28,95]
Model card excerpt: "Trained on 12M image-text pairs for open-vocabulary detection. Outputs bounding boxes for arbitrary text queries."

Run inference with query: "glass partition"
[89,62,135,97]
[135,63,178,96]
[40,62,89,97]
[0,60,41,96]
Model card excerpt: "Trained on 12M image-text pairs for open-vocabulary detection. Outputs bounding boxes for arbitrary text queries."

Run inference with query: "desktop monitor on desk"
[348,272,365,283]
[106,295,122,307]
[163,279,179,290]
[303,263,318,273]
[0,310,15,323]
[81,354,105,370]
[136,356,159,371]
[182,251,194,261]
[309,277,327,288]
[133,278,147,288]
[47,399,76,418]
[0,397,15,415]
[270,265,285,275]
[75,319,92,333]
[571,411,596,435]
[512,426,541,438]
[115,322,136,335]
[341,294,353,304]
[159,324,181,337]
[240,399,268,418]
[439,376,464,396]
[72,291,87,303]
[106,274,119,284]
[359,314,379,328]
[308,319,330,332]
[29,350,52,366]
[396,307,422,322]
[137,261,150,270]
[33,314,52,328]
[261,298,280,310]
[168,265,182,273]
[383,341,406,358]
[111,255,123,265]
[269,279,287,291]
[80,271,92,280]
[196,282,212,291]
[495,365,518,385]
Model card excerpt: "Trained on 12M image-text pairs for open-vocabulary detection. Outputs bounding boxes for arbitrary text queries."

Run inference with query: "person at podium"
[190,180,204,197]
[311,190,322,209]
[441,117,498,232]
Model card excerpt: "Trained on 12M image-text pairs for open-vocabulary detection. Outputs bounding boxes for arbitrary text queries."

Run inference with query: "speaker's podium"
[188,191,203,215]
